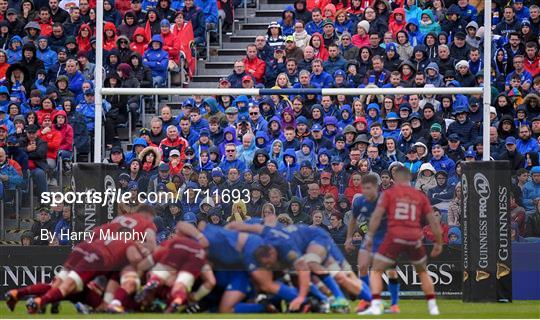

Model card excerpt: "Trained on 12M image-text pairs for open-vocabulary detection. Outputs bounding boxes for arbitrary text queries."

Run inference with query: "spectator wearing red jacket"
[159,125,188,163]
[37,8,53,37]
[103,22,118,52]
[524,42,540,78]
[130,27,148,56]
[38,114,62,172]
[76,23,93,52]
[242,44,266,84]
[160,19,180,71]
[319,171,339,201]
[306,0,330,11]
[52,110,74,154]
[388,7,406,37]
[36,97,56,125]
[344,171,363,203]
[423,208,449,244]
[171,11,195,77]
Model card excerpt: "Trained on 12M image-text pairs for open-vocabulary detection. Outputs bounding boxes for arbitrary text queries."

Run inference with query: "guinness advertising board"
[461,161,512,302]
[1,245,462,297]
[72,163,118,234]
[0,246,70,297]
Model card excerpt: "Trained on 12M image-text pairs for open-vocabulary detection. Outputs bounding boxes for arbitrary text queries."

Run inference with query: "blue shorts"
[307,229,334,257]
[215,270,253,295]
[360,235,384,254]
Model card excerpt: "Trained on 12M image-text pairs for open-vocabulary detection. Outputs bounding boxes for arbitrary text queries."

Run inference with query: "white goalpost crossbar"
[94,0,493,162]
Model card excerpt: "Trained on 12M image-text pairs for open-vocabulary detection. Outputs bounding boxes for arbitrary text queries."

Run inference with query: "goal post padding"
[461,161,512,302]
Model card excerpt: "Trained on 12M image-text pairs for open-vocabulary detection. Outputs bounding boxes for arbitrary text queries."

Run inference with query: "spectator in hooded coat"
[143,34,169,87]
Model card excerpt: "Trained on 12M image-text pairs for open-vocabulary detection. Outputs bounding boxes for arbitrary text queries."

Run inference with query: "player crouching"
[134,233,215,313]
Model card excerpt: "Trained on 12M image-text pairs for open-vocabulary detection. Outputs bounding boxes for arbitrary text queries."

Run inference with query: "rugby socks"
[169,288,188,305]
[276,282,298,302]
[111,288,137,311]
[388,278,400,306]
[360,275,370,286]
[426,293,436,305]
[80,289,103,309]
[357,279,372,302]
[309,283,328,302]
[321,274,345,300]
[40,287,64,305]
[371,293,382,307]
[426,293,439,315]
[234,303,265,313]
[17,283,51,297]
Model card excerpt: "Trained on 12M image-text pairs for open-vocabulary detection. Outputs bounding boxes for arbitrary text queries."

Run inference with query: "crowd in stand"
[2,0,540,245]
[0,0,229,199]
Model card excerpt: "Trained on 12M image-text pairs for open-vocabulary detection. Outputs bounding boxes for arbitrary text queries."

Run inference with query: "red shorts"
[159,249,205,278]
[376,237,427,265]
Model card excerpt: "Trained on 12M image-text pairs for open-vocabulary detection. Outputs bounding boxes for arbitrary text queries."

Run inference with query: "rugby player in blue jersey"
[228,205,371,313]
[345,173,401,314]
[175,221,308,313]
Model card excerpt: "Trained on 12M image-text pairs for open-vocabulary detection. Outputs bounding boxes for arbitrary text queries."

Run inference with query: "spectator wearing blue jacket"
[76,89,111,133]
[517,125,539,154]
[0,113,15,135]
[428,170,455,206]
[446,106,476,149]
[0,147,24,195]
[6,36,22,64]
[405,18,425,47]
[195,0,218,27]
[305,8,324,35]
[143,35,169,87]
[382,112,401,140]
[323,44,347,75]
[142,0,159,10]
[279,148,300,181]
[279,6,296,36]
[218,142,246,175]
[310,59,333,88]
[155,202,184,237]
[182,0,206,47]
[456,0,478,22]
[523,166,540,215]
[366,103,382,127]
[513,0,530,21]
[36,37,57,72]
[125,137,148,163]
[429,144,456,177]
[66,59,85,97]
[53,206,72,245]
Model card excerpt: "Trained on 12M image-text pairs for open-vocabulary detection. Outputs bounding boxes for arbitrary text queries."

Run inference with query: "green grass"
[1,300,539,319]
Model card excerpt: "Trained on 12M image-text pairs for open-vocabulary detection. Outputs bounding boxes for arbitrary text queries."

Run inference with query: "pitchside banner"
[0,245,462,298]
[461,161,512,302]
[0,246,70,297]
[72,163,119,233]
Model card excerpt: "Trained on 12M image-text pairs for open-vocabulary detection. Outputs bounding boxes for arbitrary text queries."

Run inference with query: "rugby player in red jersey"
[134,233,216,313]
[361,166,443,316]
[23,206,157,314]
[6,206,158,313]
